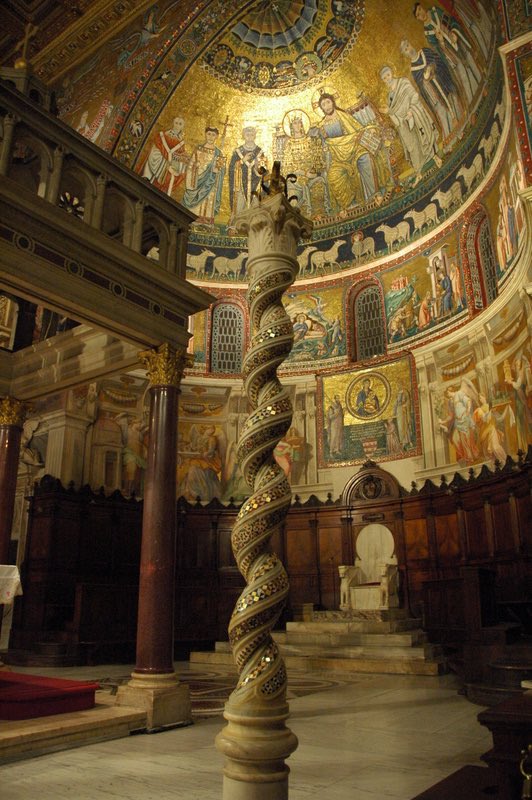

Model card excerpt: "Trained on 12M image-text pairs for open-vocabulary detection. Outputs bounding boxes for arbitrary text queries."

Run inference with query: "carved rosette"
[226,192,312,707]
[139,342,191,388]
[0,396,27,427]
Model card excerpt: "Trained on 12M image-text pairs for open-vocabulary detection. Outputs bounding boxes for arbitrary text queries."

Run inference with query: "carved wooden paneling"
[10,459,532,660]
[464,502,490,560]
[423,577,466,642]
[490,496,516,556]
[403,517,430,561]
[289,572,320,607]
[434,513,461,562]
[285,523,315,572]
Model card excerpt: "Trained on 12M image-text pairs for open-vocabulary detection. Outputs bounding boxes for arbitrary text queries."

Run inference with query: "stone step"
[0,692,146,764]
[276,630,427,648]
[215,638,441,661]
[313,609,413,621]
[190,649,445,676]
[285,618,422,635]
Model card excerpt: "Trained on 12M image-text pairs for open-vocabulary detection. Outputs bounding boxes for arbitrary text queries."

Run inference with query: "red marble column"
[0,397,26,565]
[133,344,189,676]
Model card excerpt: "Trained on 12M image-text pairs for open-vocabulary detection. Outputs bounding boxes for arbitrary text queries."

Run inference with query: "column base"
[115,671,192,731]
[216,697,298,800]
[221,776,289,800]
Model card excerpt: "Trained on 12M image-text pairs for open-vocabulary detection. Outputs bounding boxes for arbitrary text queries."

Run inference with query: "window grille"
[354,285,386,360]
[211,304,244,374]
[478,217,498,304]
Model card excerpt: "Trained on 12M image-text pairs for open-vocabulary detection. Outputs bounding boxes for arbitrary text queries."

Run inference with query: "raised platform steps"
[0,691,146,764]
[190,609,446,677]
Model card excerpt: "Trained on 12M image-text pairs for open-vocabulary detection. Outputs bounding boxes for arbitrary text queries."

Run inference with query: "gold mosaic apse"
[131,0,497,238]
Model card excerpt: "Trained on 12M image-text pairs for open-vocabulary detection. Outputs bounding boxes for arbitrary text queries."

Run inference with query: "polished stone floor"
[1,662,491,799]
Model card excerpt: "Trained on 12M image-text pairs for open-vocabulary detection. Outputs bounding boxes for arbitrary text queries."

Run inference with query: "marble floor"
[1,662,491,800]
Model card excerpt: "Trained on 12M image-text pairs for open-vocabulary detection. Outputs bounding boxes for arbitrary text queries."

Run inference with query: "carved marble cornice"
[139,343,191,388]
[0,396,27,427]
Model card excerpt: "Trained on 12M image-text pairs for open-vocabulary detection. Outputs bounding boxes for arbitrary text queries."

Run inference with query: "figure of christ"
[315,93,390,213]
[356,379,380,417]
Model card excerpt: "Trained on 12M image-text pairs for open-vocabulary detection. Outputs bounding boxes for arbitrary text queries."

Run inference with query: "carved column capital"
[235,192,312,263]
[139,343,191,388]
[0,396,27,427]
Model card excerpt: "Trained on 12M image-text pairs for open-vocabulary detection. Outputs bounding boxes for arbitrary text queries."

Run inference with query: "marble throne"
[339,523,399,611]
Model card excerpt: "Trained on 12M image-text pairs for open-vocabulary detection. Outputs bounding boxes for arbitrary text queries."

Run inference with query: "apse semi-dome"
[54,1,502,280]
[48,0,518,381]
[80,0,500,278]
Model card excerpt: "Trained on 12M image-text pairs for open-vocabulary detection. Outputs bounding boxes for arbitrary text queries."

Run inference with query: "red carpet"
[0,671,98,720]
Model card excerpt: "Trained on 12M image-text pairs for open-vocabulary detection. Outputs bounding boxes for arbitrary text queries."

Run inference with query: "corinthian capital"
[0,396,27,427]
[139,343,191,388]
[234,189,312,263]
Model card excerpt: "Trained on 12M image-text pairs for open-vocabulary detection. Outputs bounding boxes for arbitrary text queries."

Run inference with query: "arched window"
[465,209,498,310]
[211,303,244,374]
[353,284,386,361]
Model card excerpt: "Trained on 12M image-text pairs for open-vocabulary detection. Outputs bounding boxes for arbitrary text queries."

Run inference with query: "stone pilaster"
[116,343,192,731]
[215,167,312,800]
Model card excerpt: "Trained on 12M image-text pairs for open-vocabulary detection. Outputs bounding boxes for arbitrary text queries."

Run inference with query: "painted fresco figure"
[505,352,532,453]
[228,127,267,227]
[413,3,482,106]
[438,379,480,464]
[180,425,222,501]
[356,378,380,417]
[473,393,509,464]
[315,93,391,212]
[400,39,463,149]
[183,126,226,225]
[115,413,148,496]
[141,116,188,197]
[393,382,413,449]
[326,394,345,457]
[379,65,441,186]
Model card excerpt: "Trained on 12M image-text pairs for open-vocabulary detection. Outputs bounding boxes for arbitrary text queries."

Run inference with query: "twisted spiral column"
[216,188,311,800]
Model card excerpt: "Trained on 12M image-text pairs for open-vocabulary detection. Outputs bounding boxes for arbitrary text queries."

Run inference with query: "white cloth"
[0,565,22,604]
